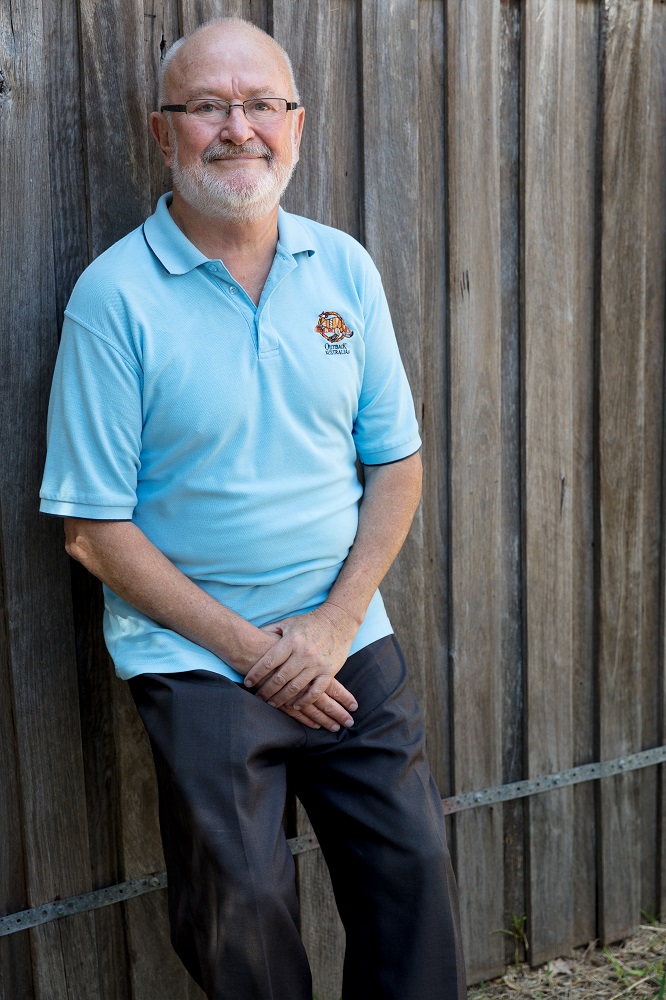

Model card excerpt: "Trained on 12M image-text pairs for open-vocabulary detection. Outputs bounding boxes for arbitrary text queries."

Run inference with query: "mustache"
[202,142,274,164]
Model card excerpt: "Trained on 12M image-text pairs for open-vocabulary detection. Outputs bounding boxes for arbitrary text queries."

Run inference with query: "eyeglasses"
[160,97,298,126]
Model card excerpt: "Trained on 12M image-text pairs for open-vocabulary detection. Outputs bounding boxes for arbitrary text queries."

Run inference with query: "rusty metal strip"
[2,744,664,937]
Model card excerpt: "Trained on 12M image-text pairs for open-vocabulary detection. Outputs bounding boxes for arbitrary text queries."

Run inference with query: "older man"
[40,17,464,1000]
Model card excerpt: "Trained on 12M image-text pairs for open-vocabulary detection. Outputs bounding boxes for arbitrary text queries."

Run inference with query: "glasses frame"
[160,98,299,121]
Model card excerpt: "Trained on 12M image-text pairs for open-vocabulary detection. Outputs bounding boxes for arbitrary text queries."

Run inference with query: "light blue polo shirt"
[40,194,421,682]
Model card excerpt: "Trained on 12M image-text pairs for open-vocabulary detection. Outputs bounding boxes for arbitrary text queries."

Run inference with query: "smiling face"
[152,22,304,223]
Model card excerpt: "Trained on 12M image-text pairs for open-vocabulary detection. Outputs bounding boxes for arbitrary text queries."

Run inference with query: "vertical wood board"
[78,0,153,254]
[360,0,426,709]
[446,0,504,982]
[522,0,576,966]
[418,0,450,795]
[572,0,600,948]
[597,0,653,945]
[498,0,525,953]
[639,0,666,919]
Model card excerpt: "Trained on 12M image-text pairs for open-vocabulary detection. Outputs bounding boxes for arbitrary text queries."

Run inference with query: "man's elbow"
[64,520,92,566]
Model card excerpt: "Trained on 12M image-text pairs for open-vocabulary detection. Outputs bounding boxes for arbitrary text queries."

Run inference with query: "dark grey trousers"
[129,635,465,1000]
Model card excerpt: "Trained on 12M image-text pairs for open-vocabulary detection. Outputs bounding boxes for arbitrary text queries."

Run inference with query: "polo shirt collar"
[143,193,316,274]
[143,193,208,274]
[277,207,316,258]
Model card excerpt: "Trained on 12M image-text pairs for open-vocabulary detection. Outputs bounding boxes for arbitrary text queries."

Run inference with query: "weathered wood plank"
[180,0,269,36]
[660,0,666,916]
[277,0,360,240]
[639,0,666,924]
[597,0,653,945]
[419,0,449,796]
[0,531,34,1000]
[78,0,153,255]
[498,0,524,958]
[572,0,599,949]
[446,0,504,982]
[522,0,576,966]
[46,0,88,319]
[144,0,180,211]
[0,0,101,992]
[360,0,425,708]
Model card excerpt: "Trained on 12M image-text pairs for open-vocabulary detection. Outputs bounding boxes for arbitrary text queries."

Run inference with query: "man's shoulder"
[67,223,156,318]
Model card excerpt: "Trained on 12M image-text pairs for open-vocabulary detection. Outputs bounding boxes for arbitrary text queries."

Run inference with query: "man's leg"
[290,636,466,1000]
[129,669,312,1000]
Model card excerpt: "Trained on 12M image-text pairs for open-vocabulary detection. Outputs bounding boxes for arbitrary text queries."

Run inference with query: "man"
[40,18,464,1000]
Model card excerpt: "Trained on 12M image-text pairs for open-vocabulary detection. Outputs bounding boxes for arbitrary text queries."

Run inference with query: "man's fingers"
[325,677,358,712]
[311,693,355,729]
[244,638,292,688]
[279,705,322,729]
[258,667,313,707]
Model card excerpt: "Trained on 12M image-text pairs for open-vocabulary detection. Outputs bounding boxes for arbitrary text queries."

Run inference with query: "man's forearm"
[64,519,272,673]
[243,451,423,707]
[326,450,423,625]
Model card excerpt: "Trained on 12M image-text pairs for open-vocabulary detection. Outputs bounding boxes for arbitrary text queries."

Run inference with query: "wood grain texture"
[597,0,653,946]
[0,530,34,1000]
[660,2,666,918]
[522,0,576,966]
[78,0,153,255]
[640,0,666,922]
[0,0,101,993]
[572,0,599,949]
[360,0,426,710]
[277,0,361,239]
[498,0,524,957]
[418,0,449,796]
[446,0,504,982]
[180,0,268,35]
[144,0,180,211]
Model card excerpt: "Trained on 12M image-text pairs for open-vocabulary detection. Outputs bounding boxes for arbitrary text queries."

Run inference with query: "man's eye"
[248,100,275,113]
[192,101,224,115]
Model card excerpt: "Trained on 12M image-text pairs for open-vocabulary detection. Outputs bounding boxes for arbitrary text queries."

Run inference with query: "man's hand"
[275,676,358,732]
[244,602,360,719]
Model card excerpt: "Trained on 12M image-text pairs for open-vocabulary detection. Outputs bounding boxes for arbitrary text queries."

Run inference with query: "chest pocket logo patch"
[315,311,354,344]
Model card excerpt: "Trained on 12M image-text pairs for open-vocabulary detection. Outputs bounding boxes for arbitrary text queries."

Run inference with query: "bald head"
[158,18,299,110]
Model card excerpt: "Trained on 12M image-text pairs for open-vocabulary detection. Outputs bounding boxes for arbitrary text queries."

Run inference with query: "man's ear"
[150,111,174,167]
[291,106,305,166]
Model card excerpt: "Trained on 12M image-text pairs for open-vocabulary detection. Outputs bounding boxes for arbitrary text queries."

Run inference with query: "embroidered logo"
[315,311,354,355]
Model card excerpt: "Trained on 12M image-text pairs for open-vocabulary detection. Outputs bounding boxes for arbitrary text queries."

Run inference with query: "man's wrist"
[322,598,364,633]
[216,622,277,675]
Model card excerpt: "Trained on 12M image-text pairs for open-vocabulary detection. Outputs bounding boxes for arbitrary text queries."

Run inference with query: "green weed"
[604,946,666,997]
[491,913,529,969]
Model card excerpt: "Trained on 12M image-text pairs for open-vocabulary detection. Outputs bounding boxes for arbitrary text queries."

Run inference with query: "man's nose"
[219,105,255,144]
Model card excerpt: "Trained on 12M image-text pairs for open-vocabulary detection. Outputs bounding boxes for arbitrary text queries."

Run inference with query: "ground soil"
[467,922,665,1000]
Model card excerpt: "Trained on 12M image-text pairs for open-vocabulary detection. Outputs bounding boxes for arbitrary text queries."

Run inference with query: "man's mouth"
[203,144,272,165]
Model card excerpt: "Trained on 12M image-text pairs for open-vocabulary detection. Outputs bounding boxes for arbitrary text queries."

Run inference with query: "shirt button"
[229,286,237,295]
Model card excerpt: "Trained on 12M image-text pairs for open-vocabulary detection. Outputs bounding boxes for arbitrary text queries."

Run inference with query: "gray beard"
[171,136,296,223]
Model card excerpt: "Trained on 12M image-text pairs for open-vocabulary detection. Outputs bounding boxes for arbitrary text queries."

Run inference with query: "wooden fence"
[0,0,665,997]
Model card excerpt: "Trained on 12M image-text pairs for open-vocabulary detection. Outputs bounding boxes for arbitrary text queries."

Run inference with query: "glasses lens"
[244,98,287,124]
[187,99,229,122]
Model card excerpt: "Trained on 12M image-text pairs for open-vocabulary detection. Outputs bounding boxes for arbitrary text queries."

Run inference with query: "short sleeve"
[39,314,143,518]
[352,269,422,465]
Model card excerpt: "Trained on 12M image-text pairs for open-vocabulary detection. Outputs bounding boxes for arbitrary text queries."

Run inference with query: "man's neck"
[169,192,280,305]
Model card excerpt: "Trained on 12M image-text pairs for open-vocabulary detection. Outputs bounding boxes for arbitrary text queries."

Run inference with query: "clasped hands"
[242,602,360,732]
